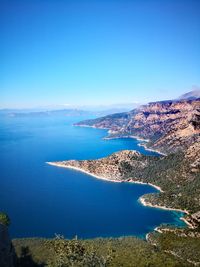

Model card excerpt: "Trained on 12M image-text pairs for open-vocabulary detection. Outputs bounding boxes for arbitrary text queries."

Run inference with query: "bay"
[0,115,186,238]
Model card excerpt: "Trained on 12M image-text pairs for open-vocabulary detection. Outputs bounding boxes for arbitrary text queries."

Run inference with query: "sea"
[0,114,186,239]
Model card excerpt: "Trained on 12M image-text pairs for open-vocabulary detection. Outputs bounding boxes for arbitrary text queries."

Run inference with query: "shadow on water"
[15,246,46,267]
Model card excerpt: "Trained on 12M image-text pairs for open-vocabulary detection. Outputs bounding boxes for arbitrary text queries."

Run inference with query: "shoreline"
[105,133,150,143]
[74,124,109,130]
[74,124,165,156]
[180,217,194,229]
[103,135,149,143]
[60,123,196,233]
[138,143,166,156]
[47,161,195,233]
[46,162,163,191]
[139,196,189,215]
[128,180,163,192]
[46,162,121,183]
[47,161,191,225]
[139,197,194,229]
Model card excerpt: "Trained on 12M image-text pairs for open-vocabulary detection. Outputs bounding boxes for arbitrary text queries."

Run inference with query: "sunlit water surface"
[0,115,186,238]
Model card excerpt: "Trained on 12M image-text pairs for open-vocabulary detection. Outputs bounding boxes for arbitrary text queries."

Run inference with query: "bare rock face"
[50,97,200,218]
[185,136,200,172]
[0,224,14,267]
[119,100,200,153]
[178,89,200,100]
[75,99,200,157]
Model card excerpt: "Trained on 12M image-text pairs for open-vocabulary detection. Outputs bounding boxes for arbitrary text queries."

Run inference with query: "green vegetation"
[8,149,200,267]
[12,151,200,266]
[13,235,192,267]
[45,234,113,267]
[120,152,200,213]
[149,231,200,265]
[0,212,10,226]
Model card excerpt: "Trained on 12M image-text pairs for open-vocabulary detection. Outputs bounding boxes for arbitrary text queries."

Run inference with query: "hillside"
[75,99,200,155]
[9,96,200,266]
[179,89,200,100]
[48,148,200,219]
[13,236,195,267]
[52,98,200,221]
[45,97,200,265]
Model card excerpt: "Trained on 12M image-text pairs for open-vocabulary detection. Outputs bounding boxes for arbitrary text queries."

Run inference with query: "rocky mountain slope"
[50,97,200,226]
[75,99,200,155]
[178,89,200,100]
[46,95,200,265]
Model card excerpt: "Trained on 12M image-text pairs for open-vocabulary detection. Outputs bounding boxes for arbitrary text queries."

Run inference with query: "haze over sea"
[0,114,186,239]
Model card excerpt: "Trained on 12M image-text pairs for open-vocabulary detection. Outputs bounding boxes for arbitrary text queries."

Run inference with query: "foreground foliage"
[45,234,113,267]
[13,235,194,267]
[119,152,200,214]
[0,212,10,226]
[149,231,200,266]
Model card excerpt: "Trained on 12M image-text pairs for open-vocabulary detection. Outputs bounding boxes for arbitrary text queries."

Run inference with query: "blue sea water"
[0,115,186,239]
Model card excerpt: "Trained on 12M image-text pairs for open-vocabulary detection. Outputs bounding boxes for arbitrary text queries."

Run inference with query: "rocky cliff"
[75,99,200,156]
[49,96,200,227]
[49,99,200,219]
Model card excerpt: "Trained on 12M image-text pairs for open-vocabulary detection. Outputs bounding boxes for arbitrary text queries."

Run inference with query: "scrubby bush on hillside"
[0,212,10,226]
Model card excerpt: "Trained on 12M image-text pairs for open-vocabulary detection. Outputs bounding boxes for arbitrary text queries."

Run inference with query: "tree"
[46,234,114,267]
[0,212,10,226]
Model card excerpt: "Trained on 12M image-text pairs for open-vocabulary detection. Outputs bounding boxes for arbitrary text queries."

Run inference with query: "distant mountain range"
[0,103,140,118]
[0,109,94,117]
[1,89,200,118]
[178,88,200,100]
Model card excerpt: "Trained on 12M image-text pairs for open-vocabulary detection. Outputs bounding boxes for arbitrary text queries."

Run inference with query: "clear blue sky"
[1,0,200,108]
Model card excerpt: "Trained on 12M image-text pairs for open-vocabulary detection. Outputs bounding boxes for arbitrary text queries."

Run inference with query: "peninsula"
[48,97,200,229]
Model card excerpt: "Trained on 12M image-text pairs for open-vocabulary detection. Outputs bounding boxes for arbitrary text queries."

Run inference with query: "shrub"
[0,212,10,226]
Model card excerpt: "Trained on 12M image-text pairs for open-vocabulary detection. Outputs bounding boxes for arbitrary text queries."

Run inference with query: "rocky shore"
[46,159,193,229]
[46,148,199,230]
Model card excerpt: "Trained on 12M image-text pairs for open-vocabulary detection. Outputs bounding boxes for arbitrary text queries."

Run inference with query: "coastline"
[47,160,196,233]
[139,197,194,229]
[74,124,109,130]
[104,134,150,143]
[180,217,194,229]
[46,162,121,183]
[138,143,166,156]
[105,135,166,156]
[47,161,192,227]
[128,180,163,192]
[46,162,163,191]
[139,196,189,215]
[74,124,165,156]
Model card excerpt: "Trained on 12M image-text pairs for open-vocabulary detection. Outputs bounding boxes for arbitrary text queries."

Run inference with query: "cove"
[0,115,186,239]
